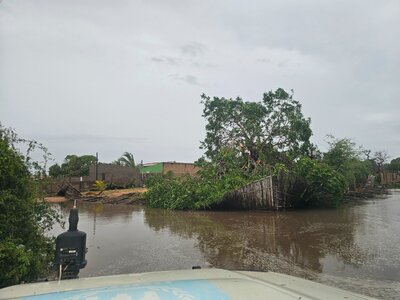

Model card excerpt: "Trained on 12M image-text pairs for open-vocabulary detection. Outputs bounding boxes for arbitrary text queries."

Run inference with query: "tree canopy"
[322,136,376,189]
[200,88,313,172]
[48,154,97,177]
[48,163,62,177]
[387,157,400,172]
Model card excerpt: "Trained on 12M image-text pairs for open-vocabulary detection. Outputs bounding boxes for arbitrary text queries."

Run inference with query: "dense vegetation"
[146,89,389,210]
[0,125,61,287]
[49,152,137,178]
[386,157,400,172]
[49,154,97,177]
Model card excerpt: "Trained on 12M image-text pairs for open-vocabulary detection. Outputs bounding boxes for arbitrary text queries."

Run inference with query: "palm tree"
[115,152,135,167]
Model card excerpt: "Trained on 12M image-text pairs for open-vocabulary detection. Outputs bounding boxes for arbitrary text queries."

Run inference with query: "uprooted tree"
[146,89,349,209]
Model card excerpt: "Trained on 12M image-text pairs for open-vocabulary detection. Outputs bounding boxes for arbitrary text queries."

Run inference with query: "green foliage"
[323,136,373,189]
[0,240,31,286]
[0,124,61,287]
[93,180,106,192]
[113,152,136,167]
[48,163,62,177]
[49,154,97,177]
[200,88,313,171]
[62,154,97,176]
[294,157,346,208]
[262,89,313,158]
[145,151,258,210]
[323,136,359,172]
[387,157,400,172]
[145,172,253,210]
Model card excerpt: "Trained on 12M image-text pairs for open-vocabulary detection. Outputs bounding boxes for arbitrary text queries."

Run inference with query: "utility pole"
[95,152,98,181]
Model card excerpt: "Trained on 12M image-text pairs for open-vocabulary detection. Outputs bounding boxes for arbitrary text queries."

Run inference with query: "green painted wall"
[139,163,163,174]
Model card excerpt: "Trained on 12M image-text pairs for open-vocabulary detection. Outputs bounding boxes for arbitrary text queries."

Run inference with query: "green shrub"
[0,125,61,287]
[145,171,253,210]
[294,157,346,208]
[93,180,106,192]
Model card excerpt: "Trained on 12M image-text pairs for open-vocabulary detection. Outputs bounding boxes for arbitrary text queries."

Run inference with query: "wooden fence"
[380,172,400,185]
[215,176,288,210]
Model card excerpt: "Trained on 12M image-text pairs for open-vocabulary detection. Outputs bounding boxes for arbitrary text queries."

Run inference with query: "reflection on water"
[51,190,400,299]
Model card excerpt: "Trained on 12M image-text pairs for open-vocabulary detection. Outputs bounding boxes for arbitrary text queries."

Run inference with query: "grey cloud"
[256,58,271,63]
[180,42,205,57]
[278,60,289,68]
[150,56,180,65]
[150,57,164,63]
[192,61,217,69]
[169,74,199,85]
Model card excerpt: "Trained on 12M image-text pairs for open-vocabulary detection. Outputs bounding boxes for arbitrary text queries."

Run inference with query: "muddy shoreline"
[44,186,389,208]
[44,188,147,205]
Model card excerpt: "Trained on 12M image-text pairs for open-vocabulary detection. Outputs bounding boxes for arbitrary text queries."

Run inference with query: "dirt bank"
[344,186,388,201]
[44,188,148,205]
[43,196,69,203]
[80,188,147,205]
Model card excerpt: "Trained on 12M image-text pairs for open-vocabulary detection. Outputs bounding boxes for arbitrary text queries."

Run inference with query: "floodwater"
[50,190,400,299]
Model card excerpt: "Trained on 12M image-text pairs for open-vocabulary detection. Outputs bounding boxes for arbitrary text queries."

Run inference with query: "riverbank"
[44,188,147,205]
[344,186,389,201]
[43,185,391,208]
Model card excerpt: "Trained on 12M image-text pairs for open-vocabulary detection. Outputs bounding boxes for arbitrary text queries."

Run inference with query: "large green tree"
[61,154,97,176]
[200,88,313,172]
[48,163,62,177]
[387,157,400,172]
[323,136,373,189]
[48,154,97,177]
[0,125,61,287]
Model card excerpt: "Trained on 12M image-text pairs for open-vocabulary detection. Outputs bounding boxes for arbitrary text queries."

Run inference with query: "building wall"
[47,177,94,194]
[162,162,200,177]
[89,163,142,186]
[139,163,163,174]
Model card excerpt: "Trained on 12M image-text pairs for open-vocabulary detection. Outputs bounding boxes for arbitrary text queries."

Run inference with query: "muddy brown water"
[50,190,400,299]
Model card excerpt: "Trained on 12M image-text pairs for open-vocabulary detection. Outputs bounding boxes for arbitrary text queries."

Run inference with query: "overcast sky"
[1,0,399,165]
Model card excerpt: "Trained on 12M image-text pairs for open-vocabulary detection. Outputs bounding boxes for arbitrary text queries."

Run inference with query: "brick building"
[48,163,142,194]
[89,163,142,186]
[139,162,200,178]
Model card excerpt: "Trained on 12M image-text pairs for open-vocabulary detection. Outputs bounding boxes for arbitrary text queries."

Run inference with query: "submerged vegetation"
[146,89,389,210]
